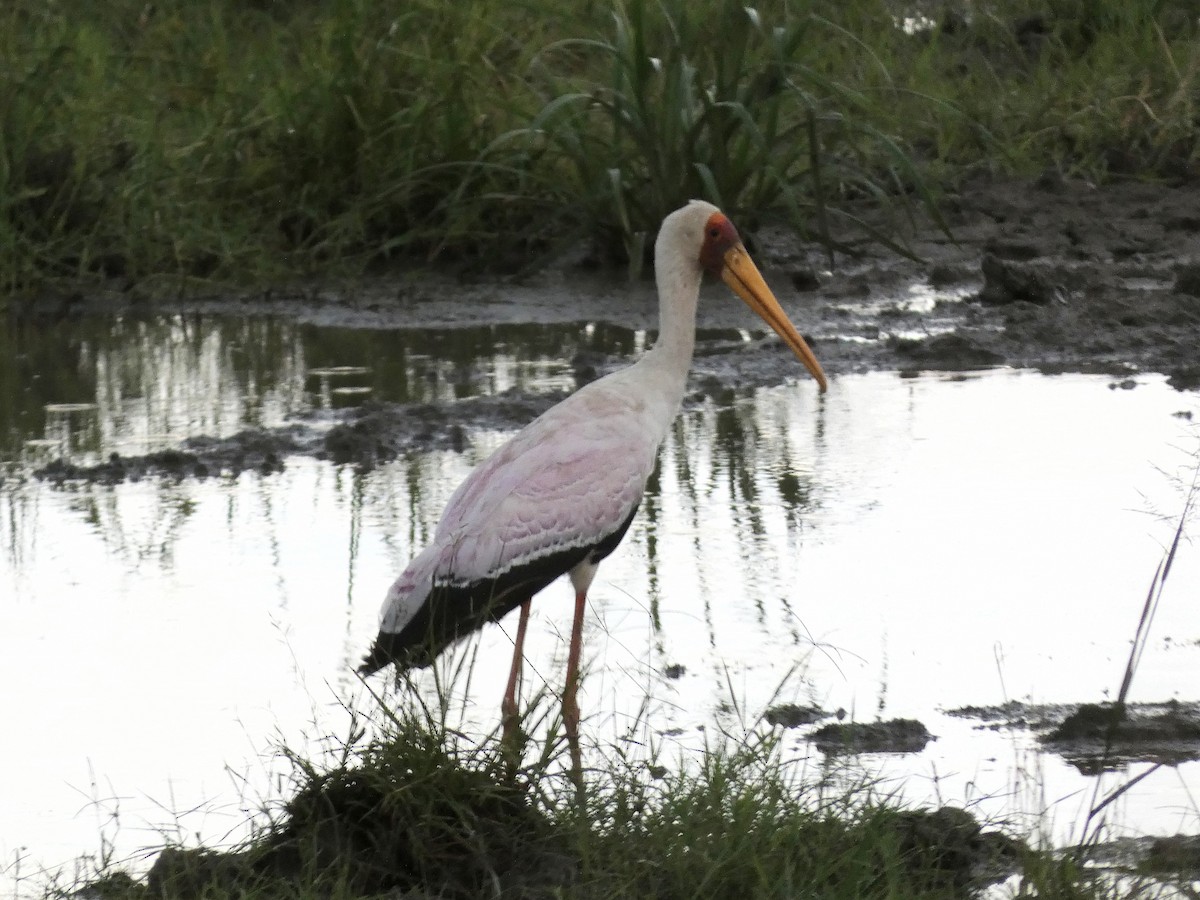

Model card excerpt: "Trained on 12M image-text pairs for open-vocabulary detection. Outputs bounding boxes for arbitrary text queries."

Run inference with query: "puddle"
[1,313,1198,888]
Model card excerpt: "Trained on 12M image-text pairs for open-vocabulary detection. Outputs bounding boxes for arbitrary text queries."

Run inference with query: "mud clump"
[37,450,205,485]
[1043,700,1200,772]
[811,718,934,754]
[1143,835,1200,876]
[885,806,1024,891]
[1043,700,1200,750]
[143,732,572,899]
[1175,262,1200,297]
[952,700,1200,770]
[1082,834,1200,879]
[947,700,1046,730]
[1044,701,1128,741]
[764,702,826,728]
[321,403,456,467]
[978,253,1060,305]
[34,429,308,484]
[323,393,563,468]
[891,332,1005,369]
[1167,363,1200,391]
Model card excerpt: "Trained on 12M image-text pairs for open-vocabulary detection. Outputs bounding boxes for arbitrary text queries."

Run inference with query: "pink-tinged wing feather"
[377,377,668,635]
[434,386,656,582]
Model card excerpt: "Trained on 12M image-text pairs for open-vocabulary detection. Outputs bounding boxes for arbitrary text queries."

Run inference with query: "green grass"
[492,0,935,272]
[2,0,1198,288]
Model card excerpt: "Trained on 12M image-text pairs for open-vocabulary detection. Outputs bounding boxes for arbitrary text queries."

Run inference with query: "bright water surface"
[1,314,1198,892]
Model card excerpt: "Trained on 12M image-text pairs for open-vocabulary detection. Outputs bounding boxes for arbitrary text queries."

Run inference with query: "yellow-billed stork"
[359,200,827,780]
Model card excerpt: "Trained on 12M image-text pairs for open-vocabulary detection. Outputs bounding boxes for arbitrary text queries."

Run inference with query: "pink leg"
[563,589,588,790]
[501,599,532,748]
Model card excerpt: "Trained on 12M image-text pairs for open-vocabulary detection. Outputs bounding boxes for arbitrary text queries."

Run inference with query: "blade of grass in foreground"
[1078,457,1198,849]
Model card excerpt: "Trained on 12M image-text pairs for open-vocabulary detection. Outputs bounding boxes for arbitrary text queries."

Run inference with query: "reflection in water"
[0,314,639,467]
[1,313,1199,887]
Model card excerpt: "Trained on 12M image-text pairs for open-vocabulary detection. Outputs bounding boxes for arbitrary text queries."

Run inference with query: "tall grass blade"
[1080,463,1198,847]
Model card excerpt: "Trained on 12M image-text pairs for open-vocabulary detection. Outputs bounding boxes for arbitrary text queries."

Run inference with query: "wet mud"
[764,702,828,728]
[34,428,314,484]
[140,748,571,900]
[18,176,1200,483]
[759,704,939,755]
[949,700,1200,771]
[322,392,566,469]
[774,176,1200,389]
[810,718,935,755]
[1081,833,1200,879]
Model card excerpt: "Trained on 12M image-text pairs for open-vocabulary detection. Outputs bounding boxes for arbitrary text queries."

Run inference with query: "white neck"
[641,224,704,389]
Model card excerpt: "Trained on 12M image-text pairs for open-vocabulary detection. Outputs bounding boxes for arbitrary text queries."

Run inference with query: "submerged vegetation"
[3,0,1199,289]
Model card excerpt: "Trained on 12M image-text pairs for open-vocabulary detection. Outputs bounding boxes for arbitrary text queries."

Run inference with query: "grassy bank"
[59,700,1105,900]
[3,0,1198,291]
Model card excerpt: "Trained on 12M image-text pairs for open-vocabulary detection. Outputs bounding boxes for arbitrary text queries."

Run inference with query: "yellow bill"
[720,243,828,393]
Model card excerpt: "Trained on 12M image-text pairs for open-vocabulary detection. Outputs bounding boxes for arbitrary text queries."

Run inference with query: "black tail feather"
[357,503,639,677]
[357,632,432,676]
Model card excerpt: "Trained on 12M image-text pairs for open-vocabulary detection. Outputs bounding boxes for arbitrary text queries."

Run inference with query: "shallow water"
[1,313,1198,890]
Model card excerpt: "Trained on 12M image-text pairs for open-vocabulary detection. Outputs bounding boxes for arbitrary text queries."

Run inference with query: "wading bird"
[359,200,827,783]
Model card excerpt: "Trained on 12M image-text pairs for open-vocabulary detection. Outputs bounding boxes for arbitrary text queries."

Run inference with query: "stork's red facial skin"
[699,213,741,276]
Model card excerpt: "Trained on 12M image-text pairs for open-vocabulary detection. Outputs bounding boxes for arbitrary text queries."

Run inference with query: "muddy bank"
[810,718,936,755]
[1082,834,1200,879]
[79,731,1023,900]
[15,177,1200,386]
[112,179,1200,383]
[18,176,1200,482]
[778,175,1200,391]
[34,428,315,484]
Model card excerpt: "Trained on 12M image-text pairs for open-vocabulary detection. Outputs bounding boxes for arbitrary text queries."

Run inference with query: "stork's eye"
[708,226,721,238]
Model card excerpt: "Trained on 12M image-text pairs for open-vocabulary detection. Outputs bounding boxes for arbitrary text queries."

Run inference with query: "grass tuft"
[501,0,936,271]
[48,688,1135,900]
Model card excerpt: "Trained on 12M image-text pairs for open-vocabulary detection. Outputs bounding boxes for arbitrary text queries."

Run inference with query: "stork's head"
[658,200,828,393]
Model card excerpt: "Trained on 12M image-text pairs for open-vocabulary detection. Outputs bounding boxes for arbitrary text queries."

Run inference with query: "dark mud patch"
[1044,701,1200,772]
[21,342,839,484]
[949,700,1200,770]
[764,702,828,728]
[760,177,1200,387]
[810,717,934,755]
[322,392,566,468]
[139,753,571,900]
[881,806,1024,891]
[1080,834,1200,879]
[890,331,1006,369]
[1142,834,1200,876]
[977,253,1064,306]
[33,428,314,484]
[28,393,574,484]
